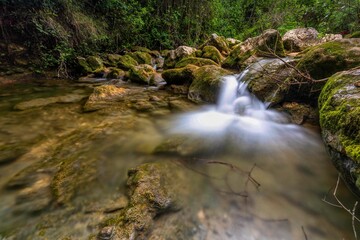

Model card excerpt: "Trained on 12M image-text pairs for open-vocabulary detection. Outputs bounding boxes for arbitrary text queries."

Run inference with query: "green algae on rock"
[128,64,156,85]
[296,39,360,80]
[98,162,181,239]
[319,67,360,196]
[175,57,218,68]
[188,65,231,103]
[201,45,224,64]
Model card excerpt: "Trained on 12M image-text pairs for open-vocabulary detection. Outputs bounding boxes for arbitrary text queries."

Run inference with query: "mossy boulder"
[116,55,139,70]
[77,56,104,74]
[319,67,360,196]
[128,51,152,65]
[106,68,125,79]
[201,45,224,64]
[201,33,230,55]
[131,46,151,53]
[296,39,360,80]
[128,64,156,85]
[162,64,198,85]
[347,31,360,38]
[175,57,218,68]
[222,29,285,69]
[188,65,231,103]
[164,46,197,69]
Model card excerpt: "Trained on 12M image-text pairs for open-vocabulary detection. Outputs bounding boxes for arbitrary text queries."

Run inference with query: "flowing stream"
[0,73,358,239]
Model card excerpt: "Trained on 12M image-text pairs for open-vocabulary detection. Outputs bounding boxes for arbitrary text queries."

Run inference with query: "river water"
[0,76,358,239]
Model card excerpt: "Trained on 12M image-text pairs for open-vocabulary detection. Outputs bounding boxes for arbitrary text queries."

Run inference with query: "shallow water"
[0,80,358,239]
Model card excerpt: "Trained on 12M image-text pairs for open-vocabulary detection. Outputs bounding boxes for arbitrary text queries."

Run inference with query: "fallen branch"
[322,175,359,239]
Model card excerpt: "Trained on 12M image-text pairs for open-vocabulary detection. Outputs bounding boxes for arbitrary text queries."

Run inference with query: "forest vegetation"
[1,0,359,70]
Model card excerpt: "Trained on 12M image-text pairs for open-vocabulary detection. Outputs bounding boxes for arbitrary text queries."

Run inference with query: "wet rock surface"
[319,67,360,196]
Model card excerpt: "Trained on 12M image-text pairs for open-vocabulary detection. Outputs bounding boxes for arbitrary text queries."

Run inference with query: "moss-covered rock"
[131,46,151,53]
[319,67,360,196]
[162,64,198,85]
[175,57,218,68]
[86,56,104,71]
[296,39,360,80]
[188,65,231,103]
[201,45,224,64]
[164,46,197,69]
[200,33,230,55]
[98,162,180,239]
[347,31,360,38]
[83,85,127,111]
[128,64,156,85]
[222,29,285,69]
[106,68,125,79]
[116,55,139,70]
[128,51,152,65]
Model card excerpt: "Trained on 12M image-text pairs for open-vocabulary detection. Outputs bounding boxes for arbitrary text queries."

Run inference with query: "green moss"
[175,57,218,68]
[131,46,151,53]
[202,46,224,64]
[319,67,360,162]
[188,65,231,103]
[86,56,103,71]
[161,64,198,85]
[128,64,156,85]
[349,31,360,38]
[117,55,138,70]
[127,51,152,65]
[297,41,360,79]
[77,57,92,73]
[107,68,125,79]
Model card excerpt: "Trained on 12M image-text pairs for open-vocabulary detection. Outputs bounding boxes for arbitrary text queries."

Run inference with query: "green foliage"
[1,0,359,73]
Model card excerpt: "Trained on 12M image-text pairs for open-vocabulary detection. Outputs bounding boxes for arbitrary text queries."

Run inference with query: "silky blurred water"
[0,80,358,239]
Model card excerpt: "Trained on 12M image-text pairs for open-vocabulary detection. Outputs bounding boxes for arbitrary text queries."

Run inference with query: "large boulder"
[319,67,360,196]
[201,45,224,64]
[164,46,197,69]
[188,65,231,103]
[296,39,360,80]
[245,58,297,104]
[200,33,230,55]
[282,27,319,52]
[127,51,152,65]
[116,55,139,70]
[222,29,285,69]
[175,57,218,68]
[162,64,198,85]
[128,64,156,85]
[77,56,104,74]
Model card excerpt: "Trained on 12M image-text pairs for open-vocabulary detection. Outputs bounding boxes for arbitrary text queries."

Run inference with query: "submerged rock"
[14,94,88,110]
[83,85,126,112]
[99,162,181,239]
[319,67,360,196]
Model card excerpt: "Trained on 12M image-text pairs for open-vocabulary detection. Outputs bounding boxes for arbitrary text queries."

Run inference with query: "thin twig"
[302,226,308,240]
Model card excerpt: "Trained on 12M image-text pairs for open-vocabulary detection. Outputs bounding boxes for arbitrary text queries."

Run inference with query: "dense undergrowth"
[0,0,359,71]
